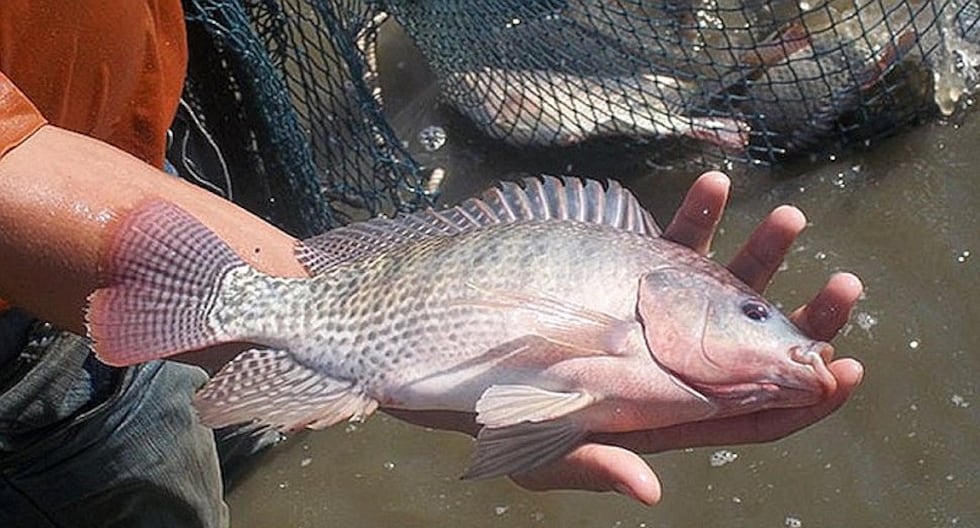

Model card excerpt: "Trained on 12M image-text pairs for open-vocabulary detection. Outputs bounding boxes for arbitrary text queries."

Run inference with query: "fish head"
[636,263,837,416]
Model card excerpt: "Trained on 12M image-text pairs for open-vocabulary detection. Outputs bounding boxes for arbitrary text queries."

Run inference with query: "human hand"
[389,171,863,505]
[508,171,864,504]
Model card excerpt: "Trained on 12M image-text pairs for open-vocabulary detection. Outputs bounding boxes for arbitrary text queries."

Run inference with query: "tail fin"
[87,200,248,366]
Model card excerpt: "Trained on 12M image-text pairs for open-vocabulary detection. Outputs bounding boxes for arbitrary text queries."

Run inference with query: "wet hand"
[509,171,864,505]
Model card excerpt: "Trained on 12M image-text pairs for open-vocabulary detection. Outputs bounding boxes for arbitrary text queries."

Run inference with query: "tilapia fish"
[88,176,836,479]
[447,68,749,149]
[737,19,918,152]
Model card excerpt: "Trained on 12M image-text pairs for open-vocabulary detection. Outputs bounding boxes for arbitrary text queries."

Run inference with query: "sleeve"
[0,71,47,162]
[0,0,187,169]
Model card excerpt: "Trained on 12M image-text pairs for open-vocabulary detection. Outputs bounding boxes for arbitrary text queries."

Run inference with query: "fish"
[87,176,837,480]
[447,67,749,149]
[733,19,918,153]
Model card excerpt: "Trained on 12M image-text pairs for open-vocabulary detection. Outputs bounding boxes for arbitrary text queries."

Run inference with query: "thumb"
[509,442,663,506]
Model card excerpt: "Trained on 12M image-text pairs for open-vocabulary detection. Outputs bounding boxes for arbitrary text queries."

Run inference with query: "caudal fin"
[87,200,248,366]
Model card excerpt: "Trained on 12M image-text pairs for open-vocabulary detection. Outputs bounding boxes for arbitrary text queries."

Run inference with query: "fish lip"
[789,342,838,396]
[662,341,838,404]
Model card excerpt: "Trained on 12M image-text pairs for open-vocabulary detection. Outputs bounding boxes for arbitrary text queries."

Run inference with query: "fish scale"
[87,175,837,480]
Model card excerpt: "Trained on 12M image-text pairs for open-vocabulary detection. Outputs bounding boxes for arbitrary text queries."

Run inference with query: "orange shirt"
[0,0,187,168]
[0,0,187,312]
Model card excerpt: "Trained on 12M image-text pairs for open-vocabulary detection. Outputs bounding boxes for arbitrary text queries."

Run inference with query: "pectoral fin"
[462,285,640,356]
[475,384,595,427]
[462,419,588,480]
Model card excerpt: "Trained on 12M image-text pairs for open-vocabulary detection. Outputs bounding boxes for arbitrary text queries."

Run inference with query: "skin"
[0,126,863,505]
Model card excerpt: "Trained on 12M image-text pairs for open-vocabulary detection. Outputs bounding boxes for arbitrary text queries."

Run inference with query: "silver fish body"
[88,176,836,479]
[219,221,700,419]
[447,68,749,149]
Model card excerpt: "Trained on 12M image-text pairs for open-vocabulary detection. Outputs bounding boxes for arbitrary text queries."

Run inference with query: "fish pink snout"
[790,342,838,396]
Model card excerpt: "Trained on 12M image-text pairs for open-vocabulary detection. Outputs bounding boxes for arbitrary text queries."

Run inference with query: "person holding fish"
[0,1,863,526]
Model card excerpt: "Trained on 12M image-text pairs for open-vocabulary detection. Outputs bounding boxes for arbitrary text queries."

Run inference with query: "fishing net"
[172,0,979,231]
[177,0,431,236]
[387,0,979,162]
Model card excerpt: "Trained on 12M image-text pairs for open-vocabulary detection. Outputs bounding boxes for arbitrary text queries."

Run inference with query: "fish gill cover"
[174,0,978,228]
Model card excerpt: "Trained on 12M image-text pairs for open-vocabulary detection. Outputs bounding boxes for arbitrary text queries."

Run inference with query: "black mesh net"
[173,0,979,232]
[178,0,431,236]
[388,0,978,163]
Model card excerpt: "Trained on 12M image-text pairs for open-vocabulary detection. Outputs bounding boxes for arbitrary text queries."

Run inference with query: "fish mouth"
[788,341,838,396]
[655,341,837,409]
[690,342,837,406]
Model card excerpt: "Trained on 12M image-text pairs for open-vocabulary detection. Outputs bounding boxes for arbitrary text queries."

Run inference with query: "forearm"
[0,125,307,335]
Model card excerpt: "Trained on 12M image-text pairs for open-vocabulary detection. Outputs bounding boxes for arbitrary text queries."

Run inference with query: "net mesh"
[175,0,979,231]
[180,0,430,236]
[389,0,977,163]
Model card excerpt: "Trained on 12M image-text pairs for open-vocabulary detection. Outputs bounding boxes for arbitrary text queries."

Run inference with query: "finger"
[594,357,863,453]
[790,272,864,342]
[662,171,730,255]
[726,205,807,292]
[510,443,662,506]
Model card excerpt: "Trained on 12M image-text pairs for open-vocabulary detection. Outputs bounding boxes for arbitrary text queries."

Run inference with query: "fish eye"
[741,300,770,322]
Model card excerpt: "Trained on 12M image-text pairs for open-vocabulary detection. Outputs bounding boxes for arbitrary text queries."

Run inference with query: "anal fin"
[462,419,588,480]
[194,349,378,432]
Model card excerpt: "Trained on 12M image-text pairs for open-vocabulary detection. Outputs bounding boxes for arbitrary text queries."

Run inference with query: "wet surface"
[228,23,979,528]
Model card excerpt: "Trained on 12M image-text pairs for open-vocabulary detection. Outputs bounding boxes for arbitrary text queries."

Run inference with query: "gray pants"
[0,317,229,527]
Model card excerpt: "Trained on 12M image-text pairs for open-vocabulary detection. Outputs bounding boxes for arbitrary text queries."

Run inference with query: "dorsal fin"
[297,175,660,275]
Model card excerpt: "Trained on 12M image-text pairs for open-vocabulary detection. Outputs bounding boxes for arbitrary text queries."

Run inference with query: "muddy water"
[227,25,979,528]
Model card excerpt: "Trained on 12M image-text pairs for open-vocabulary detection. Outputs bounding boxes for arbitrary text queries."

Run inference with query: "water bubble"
[785,516,803,528]
[300,457,313,468]
[814,251,827,261]
[909,340,920,350]
[418,126,447,151]
[855,311,878,332]
[832,173,847,188]
[956,250,971,263]
[710,449,739,467]
[383,461,396,470]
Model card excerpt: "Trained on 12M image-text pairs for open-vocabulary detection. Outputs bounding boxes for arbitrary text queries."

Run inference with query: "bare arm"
[0,126,307,338]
